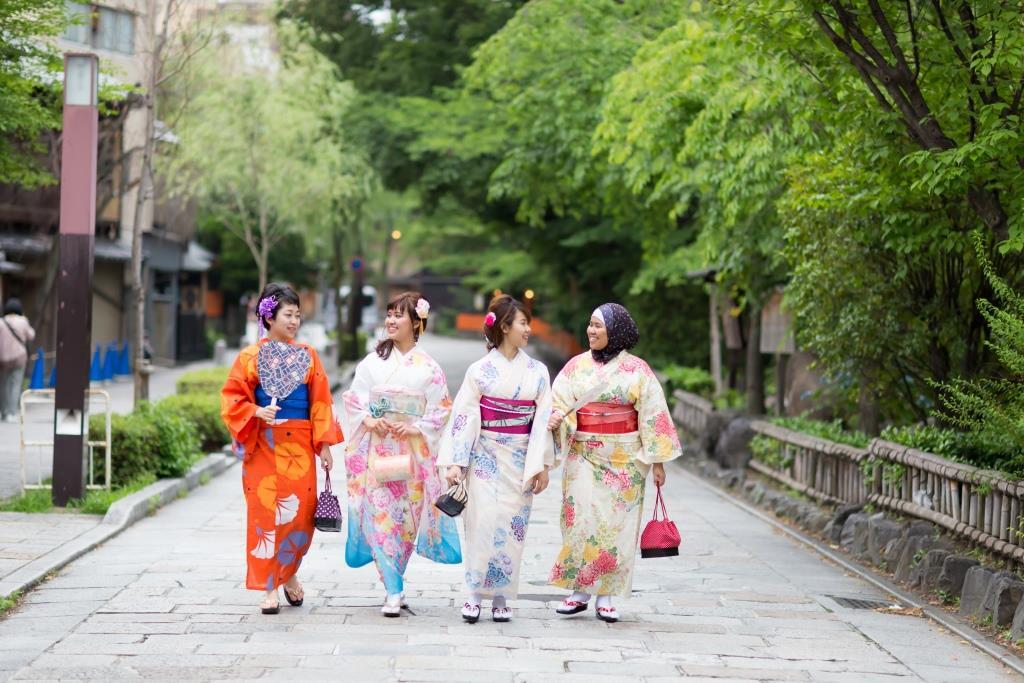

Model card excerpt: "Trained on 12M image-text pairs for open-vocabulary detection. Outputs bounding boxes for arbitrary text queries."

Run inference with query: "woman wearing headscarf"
[546,303,681,623]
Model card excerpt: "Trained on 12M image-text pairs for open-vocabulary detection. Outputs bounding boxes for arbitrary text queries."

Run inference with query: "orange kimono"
[221,339,344,591]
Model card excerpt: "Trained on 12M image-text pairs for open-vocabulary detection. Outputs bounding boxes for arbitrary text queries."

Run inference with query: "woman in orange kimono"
[221,282,343,614]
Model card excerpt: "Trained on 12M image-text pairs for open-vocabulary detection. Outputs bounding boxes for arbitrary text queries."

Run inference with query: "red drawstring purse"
[640,483,680,558]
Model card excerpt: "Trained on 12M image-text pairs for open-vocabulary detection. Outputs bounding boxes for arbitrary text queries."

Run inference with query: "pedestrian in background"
[221,282,342,615]
[340,291,461,617]
[439,294,556,624]
[547,303,681,623]
[0,298,34,423]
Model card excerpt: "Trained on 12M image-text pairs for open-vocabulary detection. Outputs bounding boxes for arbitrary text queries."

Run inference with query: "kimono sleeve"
[308,346,344,452]
[437,364,481,469]
[221,348,259,459]
[636,361,682,465]
[551,362,578,462]
[525,362,557,475]
[341,354,373,448]
[414,358,452,455]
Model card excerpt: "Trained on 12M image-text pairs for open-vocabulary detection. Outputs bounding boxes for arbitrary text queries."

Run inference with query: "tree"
[165,32,359,294]
[0,0,64,187]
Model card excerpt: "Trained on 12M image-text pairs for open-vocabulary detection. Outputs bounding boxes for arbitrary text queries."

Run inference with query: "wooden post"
[709,283,723,397]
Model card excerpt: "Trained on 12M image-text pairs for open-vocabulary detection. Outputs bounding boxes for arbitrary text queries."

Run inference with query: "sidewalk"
[1,458,1019,680]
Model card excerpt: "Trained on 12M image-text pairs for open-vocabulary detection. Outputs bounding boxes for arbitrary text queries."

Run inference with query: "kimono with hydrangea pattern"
[439,349,555,598]
[341,347,461,595]
[221,340,344,592]
[548,351,681,597]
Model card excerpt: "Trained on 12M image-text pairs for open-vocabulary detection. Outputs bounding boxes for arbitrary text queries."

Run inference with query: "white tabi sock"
[570,591,591,603]
[596,595,612,609]
[492,595,507,609]
[466,592,482,607]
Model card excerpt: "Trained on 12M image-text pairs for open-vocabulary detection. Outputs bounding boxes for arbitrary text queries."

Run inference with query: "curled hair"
[257,282,300,331]
[376,291,427,360]
[484,294,530,350]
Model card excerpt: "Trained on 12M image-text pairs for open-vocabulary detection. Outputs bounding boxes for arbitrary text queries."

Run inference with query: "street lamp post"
[52,53,99,506]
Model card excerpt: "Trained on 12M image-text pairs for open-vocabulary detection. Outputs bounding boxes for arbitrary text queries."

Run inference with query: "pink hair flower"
[484,312,496,327]
[415,298,430,320]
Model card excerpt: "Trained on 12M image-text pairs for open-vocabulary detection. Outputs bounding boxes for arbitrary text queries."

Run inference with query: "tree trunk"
[858,370,881,436]
[745,307,765,415]
[331,225,346,365]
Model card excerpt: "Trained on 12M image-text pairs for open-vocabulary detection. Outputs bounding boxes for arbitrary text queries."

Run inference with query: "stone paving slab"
[0,453,1020,682]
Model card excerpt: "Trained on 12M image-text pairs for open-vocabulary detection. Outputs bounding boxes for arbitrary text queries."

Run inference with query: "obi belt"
[577,402,638,434]
[369,387,426,420]
[255,384,310,420]
[480,395,536,435]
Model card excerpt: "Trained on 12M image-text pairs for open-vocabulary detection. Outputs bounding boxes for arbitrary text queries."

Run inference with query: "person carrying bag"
[0,298,34,422]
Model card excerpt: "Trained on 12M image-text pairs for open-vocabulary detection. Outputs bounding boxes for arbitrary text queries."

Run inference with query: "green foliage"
[772,416,870,449]
[0,590,21,615]
[158,394,229,453]
[175,368,229,396]
[750,434,792,472]
[89,404,201,488]
[661,365,714,399]
[880,424,1016,476]
[70,474,157,515]
[0,487,53,513]
[0,0,64,187]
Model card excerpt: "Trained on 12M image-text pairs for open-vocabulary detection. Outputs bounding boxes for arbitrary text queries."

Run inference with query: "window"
[62,2,135,55]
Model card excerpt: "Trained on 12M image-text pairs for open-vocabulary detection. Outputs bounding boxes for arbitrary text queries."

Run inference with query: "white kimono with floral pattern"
[548,351,681,597]
[341,347,461,595]
[439,349,555,598]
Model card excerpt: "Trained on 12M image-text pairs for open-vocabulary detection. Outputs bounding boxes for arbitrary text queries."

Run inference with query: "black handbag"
[434,481,468,517]
[314,475,343,532]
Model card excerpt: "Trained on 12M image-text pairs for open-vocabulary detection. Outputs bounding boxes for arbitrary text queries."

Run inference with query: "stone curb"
[0,453,236,600]
[677,463,1024,677]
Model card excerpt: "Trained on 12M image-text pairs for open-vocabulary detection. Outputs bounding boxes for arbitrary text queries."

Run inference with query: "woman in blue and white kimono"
[439,295,556,623]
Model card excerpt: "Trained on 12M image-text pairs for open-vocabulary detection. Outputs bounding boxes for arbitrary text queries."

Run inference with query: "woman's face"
[385,305,416,344]
[503,310,531,349]
[587,316,608,351]
[268,303,301,341]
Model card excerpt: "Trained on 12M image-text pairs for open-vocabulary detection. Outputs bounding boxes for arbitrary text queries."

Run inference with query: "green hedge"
[661,364,715,398]
[771,416,870,448]
[880,424,1018,475]
[158,393,229,452]
[176,367,229,396]
[89,403,201,488]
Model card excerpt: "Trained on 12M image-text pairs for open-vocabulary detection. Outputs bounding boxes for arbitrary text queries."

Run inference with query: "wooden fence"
[672,390,1024,564]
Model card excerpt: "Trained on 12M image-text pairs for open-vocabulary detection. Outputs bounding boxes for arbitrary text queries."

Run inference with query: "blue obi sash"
[255,384,310,420]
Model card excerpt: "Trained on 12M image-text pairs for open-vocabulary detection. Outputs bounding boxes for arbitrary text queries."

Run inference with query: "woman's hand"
[547,409,564,431]
[255,405,280,423]
[652,463,666,487]
[391,422,421,439]
[318,447,333,472]
[363,416,390,437]
[529,467,550,495]
[444,465,464,487]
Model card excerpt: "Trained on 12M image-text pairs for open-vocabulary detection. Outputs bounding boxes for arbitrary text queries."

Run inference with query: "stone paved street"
[1,456,1020,681]
[0,337,1020,681]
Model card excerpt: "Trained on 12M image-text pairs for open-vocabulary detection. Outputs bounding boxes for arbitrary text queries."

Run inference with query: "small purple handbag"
[314,475,342,532]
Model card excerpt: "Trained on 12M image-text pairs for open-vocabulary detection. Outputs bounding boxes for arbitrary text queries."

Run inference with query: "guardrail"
[672,389,1024,565]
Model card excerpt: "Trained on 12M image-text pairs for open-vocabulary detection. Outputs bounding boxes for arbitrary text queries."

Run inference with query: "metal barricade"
[19,389,113,491]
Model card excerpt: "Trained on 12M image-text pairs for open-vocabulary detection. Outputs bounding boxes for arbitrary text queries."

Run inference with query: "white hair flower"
[415,298,430,320]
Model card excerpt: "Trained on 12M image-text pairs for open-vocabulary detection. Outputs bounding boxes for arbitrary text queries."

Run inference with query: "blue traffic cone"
[48,362,56,388]
[117,342,131,376]
[28,349,45,390]
[89,345,103,383]
[103,342,117,382]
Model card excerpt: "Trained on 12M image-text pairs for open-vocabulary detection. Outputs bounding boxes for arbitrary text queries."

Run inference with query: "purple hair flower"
[257,296,277,320]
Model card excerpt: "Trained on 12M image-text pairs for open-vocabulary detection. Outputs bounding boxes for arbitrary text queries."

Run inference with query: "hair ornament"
[415,298,430,320]
[258,296,278,320]
[484,312,497,327]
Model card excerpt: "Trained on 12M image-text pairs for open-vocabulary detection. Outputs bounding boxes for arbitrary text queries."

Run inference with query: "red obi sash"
[480,395,536,434]
[577,402,638,434]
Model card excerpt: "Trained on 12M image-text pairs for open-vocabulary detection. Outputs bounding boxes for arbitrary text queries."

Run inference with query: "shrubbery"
[661,364,715,398]
[90,403,201,488]
[176,367,230,395]
[158,393,230,452]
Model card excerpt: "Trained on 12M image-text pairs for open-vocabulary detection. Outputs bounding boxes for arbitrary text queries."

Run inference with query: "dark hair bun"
[484,294,530,350]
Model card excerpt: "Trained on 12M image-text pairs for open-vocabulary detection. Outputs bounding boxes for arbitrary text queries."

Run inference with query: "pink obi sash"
[480,395,536,434]
[577,402,638,434]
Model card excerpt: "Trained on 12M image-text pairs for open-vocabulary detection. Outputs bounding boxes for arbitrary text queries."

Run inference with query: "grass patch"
[0,590,22,616]
[0,474,157,516]
[0,488,54,513]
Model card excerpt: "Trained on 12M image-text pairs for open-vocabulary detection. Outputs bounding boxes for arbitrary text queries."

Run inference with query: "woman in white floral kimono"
[547,303,681,623]
[439,295,555,623]
[341,292,461,617]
